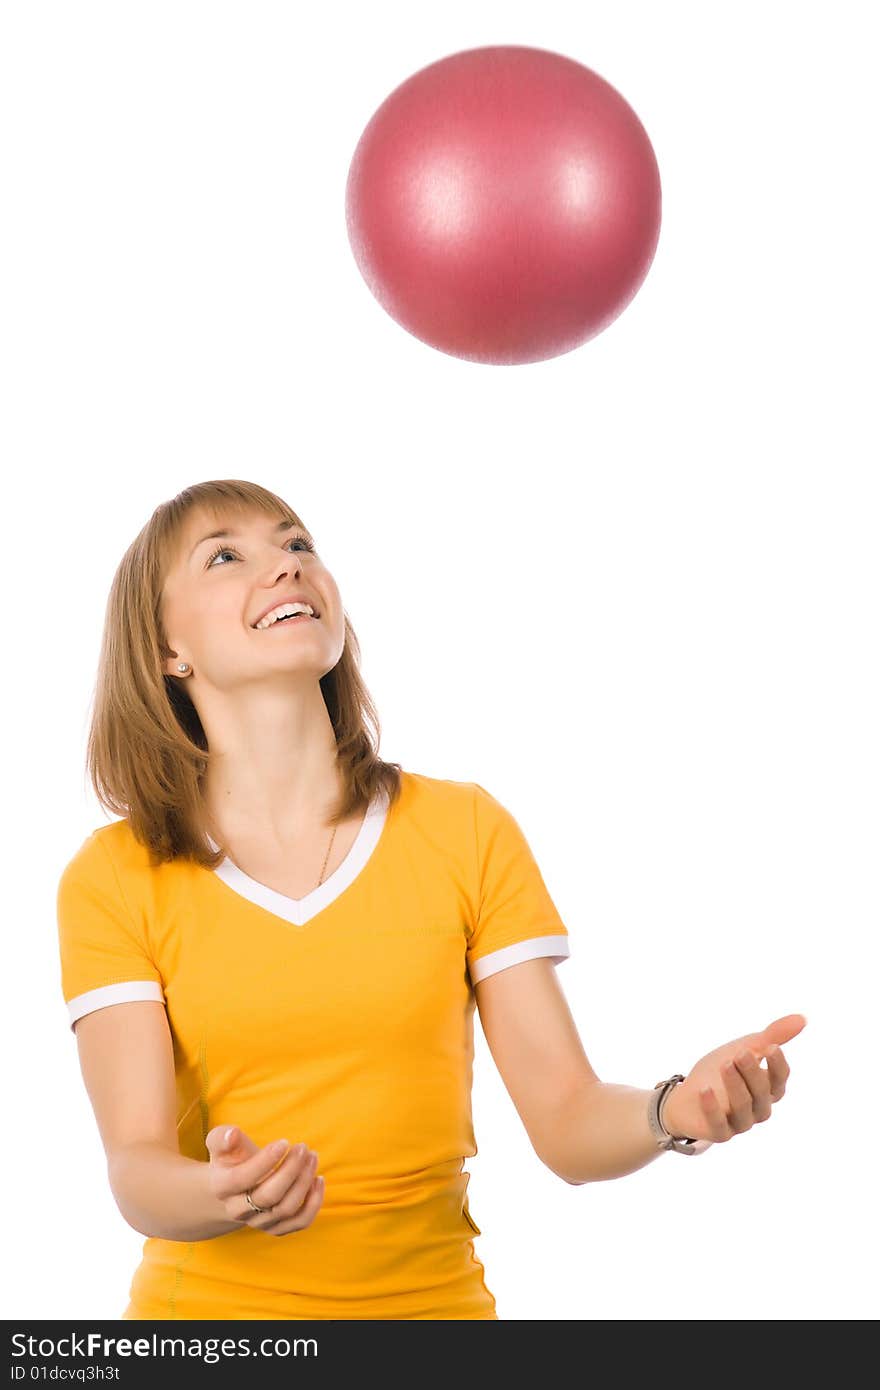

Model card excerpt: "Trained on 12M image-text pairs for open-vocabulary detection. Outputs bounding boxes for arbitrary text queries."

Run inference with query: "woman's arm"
[108,1140,241,1240]
[74,1001,238,1239]
[527,1082,669,1183]
[473,958,663,1183]
[474,958,801,1182]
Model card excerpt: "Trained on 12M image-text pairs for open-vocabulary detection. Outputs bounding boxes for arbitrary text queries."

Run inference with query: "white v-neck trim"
[206,786,390,927]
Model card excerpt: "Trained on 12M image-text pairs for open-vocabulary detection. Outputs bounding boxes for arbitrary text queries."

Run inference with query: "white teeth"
[255,601,315,629]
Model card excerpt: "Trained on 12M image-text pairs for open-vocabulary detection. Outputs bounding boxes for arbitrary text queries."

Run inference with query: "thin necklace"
[316,821,338,887]
[210,812,339,888]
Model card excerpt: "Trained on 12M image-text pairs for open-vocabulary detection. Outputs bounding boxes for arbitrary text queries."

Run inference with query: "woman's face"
[160,509,345,688]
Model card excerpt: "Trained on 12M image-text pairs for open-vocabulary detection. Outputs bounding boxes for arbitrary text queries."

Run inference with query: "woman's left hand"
[661,1013,807,1145]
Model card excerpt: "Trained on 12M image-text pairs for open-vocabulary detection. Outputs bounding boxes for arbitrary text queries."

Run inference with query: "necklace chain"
[316,820,338,888]
[207,810,340,889]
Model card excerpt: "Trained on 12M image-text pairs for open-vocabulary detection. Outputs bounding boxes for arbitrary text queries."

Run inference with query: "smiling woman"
[56,475,803,1321]
[58,477,575,1319]
[82,478,402,867]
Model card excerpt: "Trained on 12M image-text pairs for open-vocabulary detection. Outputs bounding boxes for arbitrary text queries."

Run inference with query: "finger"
[240,1147,319,1226]
[699,1086,733,1142]
[264,1175,326,1237]
[765,1044,790,1101]
[763,1014,807,1047]
[261,1151,321,1229]
[252,1147,318,1219]
[733,1048,772,1122]
[213,1138,296,1201]
[722,1057,757,1133]
[241,1145,314,1217]
[205,1124,249,1160]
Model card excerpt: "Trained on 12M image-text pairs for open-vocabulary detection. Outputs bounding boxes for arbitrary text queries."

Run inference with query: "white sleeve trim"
[67,980,165,1032]
[468,934,571,986]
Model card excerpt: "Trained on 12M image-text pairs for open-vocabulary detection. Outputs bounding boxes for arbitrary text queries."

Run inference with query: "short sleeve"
[467,782,571,986]
[56,831,165,1034]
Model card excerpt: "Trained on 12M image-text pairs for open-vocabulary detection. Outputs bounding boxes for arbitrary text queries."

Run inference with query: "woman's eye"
[206,547,235,566]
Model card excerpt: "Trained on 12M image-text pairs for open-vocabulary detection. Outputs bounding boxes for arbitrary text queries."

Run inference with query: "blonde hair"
[84,478,403,867]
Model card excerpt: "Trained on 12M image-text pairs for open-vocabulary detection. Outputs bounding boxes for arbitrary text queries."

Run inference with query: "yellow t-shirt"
[56,768,570,1320]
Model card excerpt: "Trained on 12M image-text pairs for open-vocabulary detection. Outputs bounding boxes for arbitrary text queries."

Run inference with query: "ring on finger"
[245,1190,272,1215]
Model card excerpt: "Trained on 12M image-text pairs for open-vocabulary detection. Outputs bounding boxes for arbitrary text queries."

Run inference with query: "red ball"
[345,45,662,365]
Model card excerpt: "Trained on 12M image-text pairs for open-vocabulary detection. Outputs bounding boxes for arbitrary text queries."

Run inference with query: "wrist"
[658,1084,685,1140]
[649,1075,714,1157]
[659,1081,700,1143]
[657,1085,673,1137]
[202,1157,246,1235]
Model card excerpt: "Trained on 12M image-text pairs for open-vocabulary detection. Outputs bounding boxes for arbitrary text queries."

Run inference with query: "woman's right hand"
[205,1124,325,1235]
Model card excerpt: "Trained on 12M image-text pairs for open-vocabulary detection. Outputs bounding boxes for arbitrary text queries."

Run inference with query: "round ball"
[345,45,662,365]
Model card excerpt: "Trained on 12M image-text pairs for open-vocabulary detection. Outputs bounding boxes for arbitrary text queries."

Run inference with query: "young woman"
[57,478,805,1320]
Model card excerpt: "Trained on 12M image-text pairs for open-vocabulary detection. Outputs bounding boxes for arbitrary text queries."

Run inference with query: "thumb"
[763,1013,808,1048]
[205,1124,256,1162]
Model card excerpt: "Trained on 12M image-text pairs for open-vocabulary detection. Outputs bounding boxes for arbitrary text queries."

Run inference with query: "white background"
[2,0,877,1321]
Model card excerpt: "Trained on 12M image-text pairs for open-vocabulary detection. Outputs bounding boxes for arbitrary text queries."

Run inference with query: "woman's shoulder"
[57,816,172,888]
[396,768,494,842]
[401,767,508,811]
[399,766,481,809]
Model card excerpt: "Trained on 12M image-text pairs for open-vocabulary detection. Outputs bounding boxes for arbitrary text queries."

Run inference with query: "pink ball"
[345,45,662,365]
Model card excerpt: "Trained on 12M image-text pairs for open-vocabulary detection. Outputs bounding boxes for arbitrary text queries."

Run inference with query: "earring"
[177,663,189,672]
